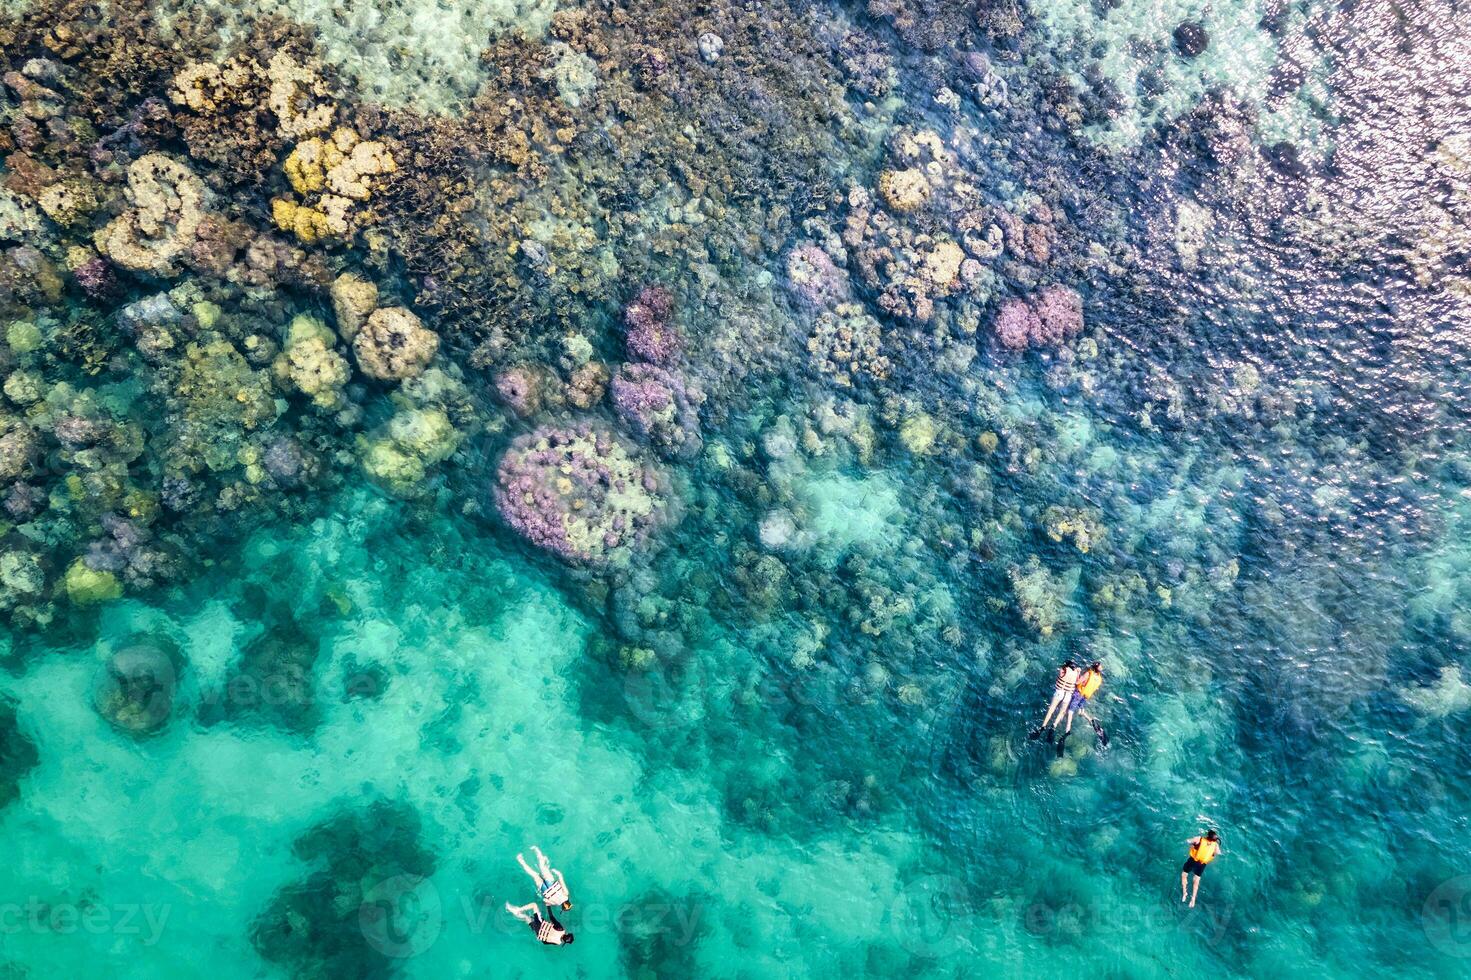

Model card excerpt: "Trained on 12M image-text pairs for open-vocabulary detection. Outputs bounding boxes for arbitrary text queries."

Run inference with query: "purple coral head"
[610,363,704,460]
[74,256,119,300]
[994,298,1043,351]
[1032,285,1084,346]
[494,424,672,565]
[263,438,306,485]
[623,286,681,364]
[494,366,543,418]
[784,242,851,312]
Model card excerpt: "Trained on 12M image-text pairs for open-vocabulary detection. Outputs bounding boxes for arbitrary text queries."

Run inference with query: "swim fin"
[1045,726,1055,744]
[1027,727,1044,741]
[1055,733,1068,758]
[1091,718,1110,749]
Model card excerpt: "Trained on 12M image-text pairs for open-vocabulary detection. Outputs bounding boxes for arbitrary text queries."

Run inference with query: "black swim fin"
[1055,733,1068,758]
[1045,727,1055,744]
[1091,719,1110,749]
[1027,727,1044,741]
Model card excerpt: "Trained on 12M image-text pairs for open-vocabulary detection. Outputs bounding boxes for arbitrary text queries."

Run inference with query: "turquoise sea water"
[3,0,1471,977]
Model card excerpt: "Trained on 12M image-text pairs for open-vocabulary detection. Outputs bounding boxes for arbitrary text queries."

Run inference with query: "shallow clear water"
[2,0,1471,977]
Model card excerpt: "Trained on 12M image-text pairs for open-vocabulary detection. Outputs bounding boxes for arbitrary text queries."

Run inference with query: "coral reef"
[610,363,705,460]
[359,406,461,497]
[494,423,673,565]
[93,154,208,277]
[329,272,378,340]
[275,314,350,410]
[622,286,681,365]
[807,302,891,387]
[785,242,853,313]
[0,694,39,810]
[353,307,438,381]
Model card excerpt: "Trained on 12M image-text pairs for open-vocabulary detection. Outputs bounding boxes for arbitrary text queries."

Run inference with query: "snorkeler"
[1028,659,1080,742]
[1180,829,1221,908]
[517,845,572,910]
[505,898,576,946]
[1054,661,1106,756]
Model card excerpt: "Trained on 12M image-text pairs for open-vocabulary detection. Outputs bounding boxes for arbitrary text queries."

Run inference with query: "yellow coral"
[283,137,343,195]
[170,61,225,112]
[878,168,930,213]
[899,413,938,455]
[277,127,392,243]
[37,179,99,227]
[326,139,397,201]
[271,198,329,243]
[922,240,964,289]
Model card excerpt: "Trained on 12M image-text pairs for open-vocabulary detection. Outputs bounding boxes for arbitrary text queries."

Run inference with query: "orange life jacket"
[1078,669,1102,699]
[1189,838,1219,865]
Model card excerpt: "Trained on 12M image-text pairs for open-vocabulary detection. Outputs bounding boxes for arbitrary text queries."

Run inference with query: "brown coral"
[352,307,438,381]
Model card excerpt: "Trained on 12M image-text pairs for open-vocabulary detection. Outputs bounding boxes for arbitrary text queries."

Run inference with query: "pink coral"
[494,423,673,566]
[623,285,681,364]
[494,365,544,418]
[610,363,704,460]
[994,298,1043,351]
[73,256,119,300]
[994,286,1084,351]
[784,242,852,312]
[1032,285,1083,345]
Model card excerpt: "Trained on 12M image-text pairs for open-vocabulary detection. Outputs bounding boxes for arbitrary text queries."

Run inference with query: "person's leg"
[533,845,553,881]
[1063,709,1077,733]
[1180,870,1189,902]
[505,901,536,924]
[1041,690,1065,728]
[1190,874,1201,907]
[517,853,543,887]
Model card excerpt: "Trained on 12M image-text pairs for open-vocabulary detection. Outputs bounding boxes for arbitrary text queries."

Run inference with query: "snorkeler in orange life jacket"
[1049,661,1105,756]
[1031,660,1109,755]
[1181,829,1222,908]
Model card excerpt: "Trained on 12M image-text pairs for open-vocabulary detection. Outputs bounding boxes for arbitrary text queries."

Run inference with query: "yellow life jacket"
[1078,670,1102,699]
[1189,838,1219,865]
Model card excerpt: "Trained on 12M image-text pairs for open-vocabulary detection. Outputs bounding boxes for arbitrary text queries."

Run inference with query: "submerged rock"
[1173,21,1209,58]
[0,694,39,809]
[93,640,180,735]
